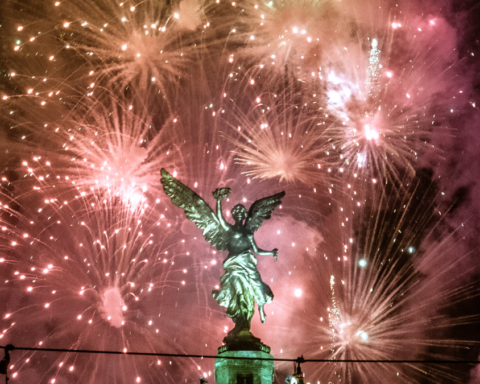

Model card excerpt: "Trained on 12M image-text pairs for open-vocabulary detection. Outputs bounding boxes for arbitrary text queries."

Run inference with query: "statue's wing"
[245,191,286,233]
[160,169,229,251]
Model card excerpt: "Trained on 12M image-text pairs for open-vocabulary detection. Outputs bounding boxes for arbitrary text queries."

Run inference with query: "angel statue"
[160,169,285,350]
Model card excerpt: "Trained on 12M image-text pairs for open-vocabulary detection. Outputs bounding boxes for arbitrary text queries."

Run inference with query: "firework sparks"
[1,0,479,383]
[0,170,203,382]
[322,20,456,188]
[53,0,201,99]
[232,0,353,82]
[295,180,480,383]
[223,92,333,187]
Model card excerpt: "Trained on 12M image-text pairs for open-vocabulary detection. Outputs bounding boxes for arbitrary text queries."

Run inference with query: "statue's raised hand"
[213,188,231,201]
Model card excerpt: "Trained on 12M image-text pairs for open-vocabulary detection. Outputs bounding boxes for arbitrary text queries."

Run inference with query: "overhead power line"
[1,345,479,364]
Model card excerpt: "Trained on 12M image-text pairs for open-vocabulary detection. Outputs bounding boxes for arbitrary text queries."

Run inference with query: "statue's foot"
[259,305,266,323]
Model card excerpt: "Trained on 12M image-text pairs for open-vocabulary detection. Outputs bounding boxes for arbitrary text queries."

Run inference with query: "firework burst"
[3,93,182,210]
[222,91,333,187]
[294,179,480,383]
[322,15,457,187]
[52,0,205,99]
[1,0,479,383]
[230,0,353,82]
[0,170,209,383]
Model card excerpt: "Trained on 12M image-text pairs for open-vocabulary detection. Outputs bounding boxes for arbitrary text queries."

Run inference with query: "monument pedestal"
[215,350,274,384]
[215,331,274,384]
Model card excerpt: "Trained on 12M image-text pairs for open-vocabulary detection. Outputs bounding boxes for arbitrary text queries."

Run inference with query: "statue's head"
[231,204,248,223]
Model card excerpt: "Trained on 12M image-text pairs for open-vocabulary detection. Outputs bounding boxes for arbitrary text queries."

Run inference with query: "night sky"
[1,0,480,383]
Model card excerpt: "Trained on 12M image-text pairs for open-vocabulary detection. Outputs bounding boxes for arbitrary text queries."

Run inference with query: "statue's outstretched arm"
[216,199,230,231]
[248,235,278,261]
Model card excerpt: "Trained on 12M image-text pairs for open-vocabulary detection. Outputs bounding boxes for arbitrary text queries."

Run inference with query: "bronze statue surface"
[160,169,285,351]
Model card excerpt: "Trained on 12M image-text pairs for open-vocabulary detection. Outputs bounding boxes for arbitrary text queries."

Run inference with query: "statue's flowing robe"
[212,250,273,321]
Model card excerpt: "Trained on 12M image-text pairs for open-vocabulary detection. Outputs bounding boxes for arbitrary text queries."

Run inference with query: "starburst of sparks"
[0,0,478,383]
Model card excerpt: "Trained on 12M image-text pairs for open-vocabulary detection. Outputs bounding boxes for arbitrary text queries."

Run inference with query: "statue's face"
[231,205,247,222]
